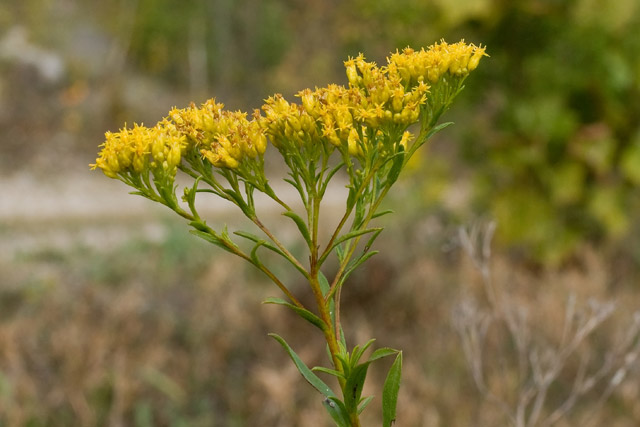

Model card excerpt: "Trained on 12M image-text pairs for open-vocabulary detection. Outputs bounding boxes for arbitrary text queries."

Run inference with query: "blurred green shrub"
[458,0,640,264]
[100,0,291,98]
[86,0,640,264]
[344,0,640,264]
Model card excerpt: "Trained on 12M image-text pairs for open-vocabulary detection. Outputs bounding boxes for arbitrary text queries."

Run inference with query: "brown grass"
[1,217,639,426]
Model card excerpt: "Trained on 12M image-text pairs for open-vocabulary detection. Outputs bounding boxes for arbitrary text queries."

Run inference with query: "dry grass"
[1,216,639,426]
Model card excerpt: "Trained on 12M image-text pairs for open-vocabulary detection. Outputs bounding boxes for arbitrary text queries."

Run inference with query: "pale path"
[0,170,349,258]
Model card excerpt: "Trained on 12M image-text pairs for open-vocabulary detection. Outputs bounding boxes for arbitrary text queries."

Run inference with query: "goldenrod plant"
[93,40,486,426]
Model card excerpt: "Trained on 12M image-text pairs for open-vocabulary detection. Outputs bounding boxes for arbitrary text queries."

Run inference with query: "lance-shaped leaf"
[426,121,453,139]
[269,333,336,399]
[341,339,378,413]
[234,231,308,277]
[358,396,374,414]
[323,397,351,427]
[219,225,241,251]
[386,148,405,187]
[382,351,403,427]
[222,187,250,213]
[333,250,379,294]
[319,161,345,198]
[250,240,266,266]
[346,185,357,211]
[312,366,345,380]
[319,228,382,265]
[234,231,285,256]
[363,227,383,253]
[263,297,326,331]
[371,209,394,219]
[282,211,312,247]
[318,271,336,328]
[368,347,399,362]
[189,227,237,255]
[344,362,370,413]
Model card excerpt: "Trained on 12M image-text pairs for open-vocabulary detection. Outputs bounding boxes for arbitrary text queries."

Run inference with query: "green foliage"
[462,0,640,264]
[341,0,640,264]
[382,351,402,427]
[104,0,290,92]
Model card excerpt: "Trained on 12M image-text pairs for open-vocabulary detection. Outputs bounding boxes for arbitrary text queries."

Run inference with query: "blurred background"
[1,0,640,425]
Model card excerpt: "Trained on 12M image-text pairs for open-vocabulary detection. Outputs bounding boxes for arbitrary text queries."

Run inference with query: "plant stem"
[307,159,363,426]
[251,216,310,280]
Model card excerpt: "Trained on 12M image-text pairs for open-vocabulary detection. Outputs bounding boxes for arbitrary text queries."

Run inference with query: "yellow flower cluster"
[93,120,186,179]
[94,40,485,177]
[170,100,267,169]
[93,99,267,177]
[260,85,368,155]
[259,93,321,148]
[257,40,485,160]
[344,54,429,129]
[388,40,487,86]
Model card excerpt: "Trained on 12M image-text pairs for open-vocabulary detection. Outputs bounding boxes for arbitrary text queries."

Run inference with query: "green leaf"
[335,228,382,252]
[363,228,384,253]
[335,245,346,263]
[318,270,331,295]
[346,185,357,211]
[319,162,345,198]
[318,271,336,329]
[269,334,336,398]
[371,209,394,219]
[283,211,312,247]
[341,251,379,283]
[234,231,288,259]
[233,230,307,277]
[426,121,453,139]
[353,197,367,228]
[312,366,346,380]
[189,220,209,233]
[386,147,405,186]
[369,347,398,362]
[250,241,265,266]
[189,229,235,254]
[382,351,403,427]
[219,225,239,250]
[344,362,371,413]
[284,176,310,205]
[351,339,376,366]
[358,395,374,414]
[263,298,326,331]
[222,187,249,213]
[283,177,299,188]
[320,228,382,265]
[335,353,350,375]
[323,397,351,427]
[338,326,347,354]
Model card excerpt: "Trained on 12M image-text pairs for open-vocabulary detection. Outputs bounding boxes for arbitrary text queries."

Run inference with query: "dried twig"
[452,222,640,427]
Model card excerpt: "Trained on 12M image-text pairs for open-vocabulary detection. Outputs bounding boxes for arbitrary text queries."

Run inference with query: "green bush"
[459,0,640,264]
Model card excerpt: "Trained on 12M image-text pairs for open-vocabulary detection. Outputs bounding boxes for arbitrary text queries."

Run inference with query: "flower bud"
[347,128,363,157]
[400,131,413,150]
[345,60,360,87]
[167,144,181,168]
[468,46,486,71]
[256,133,267,154]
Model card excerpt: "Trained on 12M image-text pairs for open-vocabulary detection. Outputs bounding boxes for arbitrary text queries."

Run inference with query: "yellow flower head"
[260,94,320,148]
[93,122,186,178]
[170,100,267,169]
[94,40,486,177]
[388,40,487,85]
